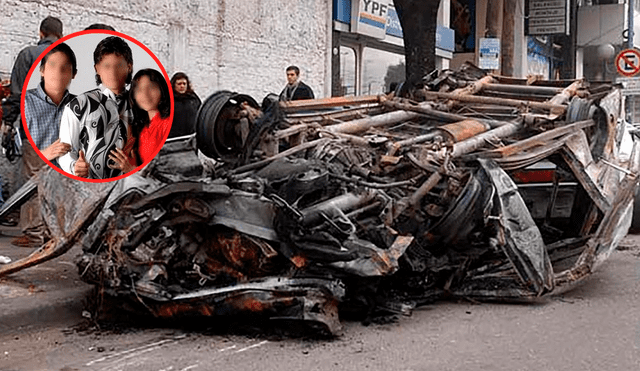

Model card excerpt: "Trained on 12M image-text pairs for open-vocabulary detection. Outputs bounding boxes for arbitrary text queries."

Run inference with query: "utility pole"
[557,0,577,79]
[485,0,504,74]
[502,0,516,76]
[629,0,635,49]
[393,0,442,95]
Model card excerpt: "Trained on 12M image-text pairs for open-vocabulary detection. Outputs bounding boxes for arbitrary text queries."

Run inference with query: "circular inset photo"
[21,30,173,182]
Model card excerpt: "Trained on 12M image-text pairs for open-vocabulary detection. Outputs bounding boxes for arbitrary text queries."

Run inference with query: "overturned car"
[1,64,638,335]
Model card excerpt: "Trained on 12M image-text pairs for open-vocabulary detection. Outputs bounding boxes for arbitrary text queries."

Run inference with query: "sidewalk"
[0,226,92,334]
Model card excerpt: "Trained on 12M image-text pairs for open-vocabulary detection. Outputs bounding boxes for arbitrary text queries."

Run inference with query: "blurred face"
[95,53,131,93]
[134,75,162,113]
[40,51,75,93]
[174,78,188,94]
[286,70,298,85]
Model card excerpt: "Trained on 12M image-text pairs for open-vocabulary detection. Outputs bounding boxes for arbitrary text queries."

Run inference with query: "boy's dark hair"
[93,36,133,85]
[170,72,194,94]
[40,42,77,86]
[40,16,63,39]
[286,65,300,76]
[85,24,116,31]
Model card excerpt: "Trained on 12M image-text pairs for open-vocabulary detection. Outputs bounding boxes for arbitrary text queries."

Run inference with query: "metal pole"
[628,0,634,126]
[325,109,421,134]
[630,0,635,49]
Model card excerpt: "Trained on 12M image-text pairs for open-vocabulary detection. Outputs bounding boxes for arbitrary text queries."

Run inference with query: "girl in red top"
[109,68,172,174]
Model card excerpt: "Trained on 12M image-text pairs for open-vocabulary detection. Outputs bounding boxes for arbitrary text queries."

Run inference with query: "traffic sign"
[616,49,640,77]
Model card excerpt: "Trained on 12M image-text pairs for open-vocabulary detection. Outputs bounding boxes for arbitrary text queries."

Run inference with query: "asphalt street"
[1,227,640,371]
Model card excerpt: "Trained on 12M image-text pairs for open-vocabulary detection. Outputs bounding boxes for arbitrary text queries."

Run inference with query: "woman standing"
[168,72,201,138]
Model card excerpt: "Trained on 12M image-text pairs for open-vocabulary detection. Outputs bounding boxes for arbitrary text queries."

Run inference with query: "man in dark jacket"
[279,65,315,101]
[2,16,63,133]
[168,72,201,138]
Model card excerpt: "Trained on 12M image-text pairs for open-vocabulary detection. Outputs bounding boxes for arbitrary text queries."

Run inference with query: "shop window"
[527,36,550,79]
[362,48,405,95]
[627,96,640,124]
[340,46,356,96]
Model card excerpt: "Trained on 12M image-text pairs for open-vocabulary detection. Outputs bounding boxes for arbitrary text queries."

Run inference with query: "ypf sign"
[352,0,389,39]
[616,49,640,77]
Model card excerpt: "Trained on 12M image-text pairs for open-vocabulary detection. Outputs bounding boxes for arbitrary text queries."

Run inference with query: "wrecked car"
[1,63,638,335]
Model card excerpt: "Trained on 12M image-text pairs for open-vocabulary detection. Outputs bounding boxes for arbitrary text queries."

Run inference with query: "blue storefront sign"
[436,26,455,53]
[334,0,352,23]
[386,6,403,38]
[334,0,454,53]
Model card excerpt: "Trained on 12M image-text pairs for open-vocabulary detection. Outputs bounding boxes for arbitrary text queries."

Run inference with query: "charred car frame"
[1,64,638,335]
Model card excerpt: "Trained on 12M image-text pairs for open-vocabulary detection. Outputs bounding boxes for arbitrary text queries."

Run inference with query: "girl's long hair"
[130,68,171,125]
[128,68,171,164]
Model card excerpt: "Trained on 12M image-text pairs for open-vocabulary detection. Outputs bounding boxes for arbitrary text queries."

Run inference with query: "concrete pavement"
[0,226,92,334]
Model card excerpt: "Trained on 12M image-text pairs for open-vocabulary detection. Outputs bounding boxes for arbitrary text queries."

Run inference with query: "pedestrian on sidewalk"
[279,65,315,101]
[168,72,201,138]
[2,16,63,187]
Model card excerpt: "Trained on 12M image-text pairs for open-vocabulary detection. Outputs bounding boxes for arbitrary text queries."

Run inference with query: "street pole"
[630,0,635,49]
[628,0,635,124]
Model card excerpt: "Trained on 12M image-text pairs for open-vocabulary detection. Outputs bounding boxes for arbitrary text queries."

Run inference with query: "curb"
[0,285,93,333]
[0,229,93,333]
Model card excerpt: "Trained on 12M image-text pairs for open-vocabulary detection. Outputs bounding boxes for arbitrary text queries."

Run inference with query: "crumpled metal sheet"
[3,65,638,336]
[0,170,115,276]
[150,277,346,335]
[479,159,554,296]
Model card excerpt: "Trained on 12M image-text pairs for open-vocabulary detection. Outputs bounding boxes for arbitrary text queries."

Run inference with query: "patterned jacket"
[58,86,133,179]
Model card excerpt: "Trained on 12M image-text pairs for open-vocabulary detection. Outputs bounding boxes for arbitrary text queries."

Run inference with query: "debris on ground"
[1,63,638,335]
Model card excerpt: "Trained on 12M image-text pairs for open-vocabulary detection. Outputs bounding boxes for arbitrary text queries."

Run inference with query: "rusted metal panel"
[438,119,489,143]
[483,119,594,158]
[423,90,567,112]
[280,95,381,112]
[0,171,115,277]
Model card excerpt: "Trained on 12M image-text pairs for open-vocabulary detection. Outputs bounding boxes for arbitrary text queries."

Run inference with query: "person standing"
[12,43,76,248]
[2,16,63,130]
[58,35,134,179]
[279,65,315,101]
[1,16,63,185]
[168,72,201,138]
[108,68,172,173]
[24,42,77,168]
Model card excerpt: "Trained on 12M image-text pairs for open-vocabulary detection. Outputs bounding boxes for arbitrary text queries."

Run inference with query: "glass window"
[339,46,356,96]
[362,48,405,95]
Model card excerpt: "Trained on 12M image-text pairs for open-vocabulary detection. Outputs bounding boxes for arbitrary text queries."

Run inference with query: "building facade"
[0,0,332,101]
[3,1,640,106]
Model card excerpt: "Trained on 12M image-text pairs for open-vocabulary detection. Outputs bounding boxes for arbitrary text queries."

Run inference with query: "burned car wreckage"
[1,64,639,335]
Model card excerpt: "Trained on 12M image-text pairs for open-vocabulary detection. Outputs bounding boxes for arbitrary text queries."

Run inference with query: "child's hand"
[74,150,89,178]
[108,147,136,174]
[41,138,71,160]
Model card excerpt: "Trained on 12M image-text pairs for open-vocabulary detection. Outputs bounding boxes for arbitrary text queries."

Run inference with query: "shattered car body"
[1,64,638,335]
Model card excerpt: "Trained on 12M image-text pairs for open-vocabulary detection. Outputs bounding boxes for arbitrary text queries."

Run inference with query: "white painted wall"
[0,0,331,101]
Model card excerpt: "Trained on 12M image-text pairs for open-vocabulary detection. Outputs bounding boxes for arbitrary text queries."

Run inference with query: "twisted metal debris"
[1,63,638,335]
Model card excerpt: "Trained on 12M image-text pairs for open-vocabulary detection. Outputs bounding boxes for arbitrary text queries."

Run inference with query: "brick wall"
[0,0,330,195]
[1,0,329,98]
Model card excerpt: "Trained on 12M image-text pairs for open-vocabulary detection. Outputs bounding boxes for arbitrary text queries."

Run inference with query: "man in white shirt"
[58,35,133,179]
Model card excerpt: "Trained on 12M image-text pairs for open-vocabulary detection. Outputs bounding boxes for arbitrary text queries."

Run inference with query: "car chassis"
[1,64,638,335]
